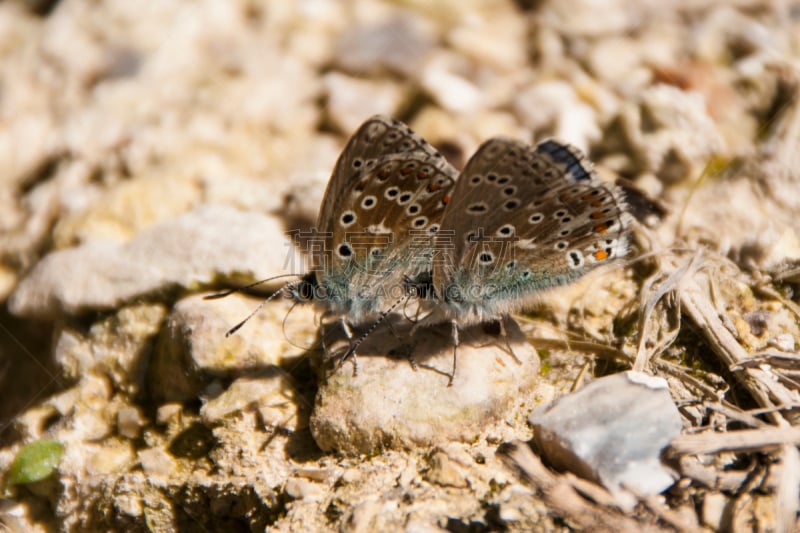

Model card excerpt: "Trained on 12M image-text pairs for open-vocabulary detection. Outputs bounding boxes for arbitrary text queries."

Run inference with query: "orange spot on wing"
[442,194,451,205]
[591,200,603,207]
[428,183,441,192]
[594,224,608,234]
[590,211,604,219]
[417,170,429,180]
[401,165,414,175]
[593,249,609,261]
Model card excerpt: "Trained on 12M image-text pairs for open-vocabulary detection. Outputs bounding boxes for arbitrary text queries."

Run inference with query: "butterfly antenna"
[204,274,301,300]
[337,292,412,371]
[224,281,299,337]
[281,297,317,351]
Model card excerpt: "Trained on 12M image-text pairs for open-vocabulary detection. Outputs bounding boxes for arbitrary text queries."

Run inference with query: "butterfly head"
[287,272,318,304]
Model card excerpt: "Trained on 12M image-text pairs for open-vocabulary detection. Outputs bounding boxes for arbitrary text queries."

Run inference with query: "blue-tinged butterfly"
[215,116,457,372]
[407,136,632,383]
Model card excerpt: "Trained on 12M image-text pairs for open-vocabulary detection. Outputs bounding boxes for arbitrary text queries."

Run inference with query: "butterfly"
[407,136,632,383]
[286,116,458,370]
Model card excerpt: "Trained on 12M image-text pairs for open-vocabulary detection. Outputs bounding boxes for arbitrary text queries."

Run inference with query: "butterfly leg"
[407,347,419,371]
[386,319,418,371]
[336,317,359,377]
[497,317,521,365]
[448,320,460,386]
[318,312,336,356]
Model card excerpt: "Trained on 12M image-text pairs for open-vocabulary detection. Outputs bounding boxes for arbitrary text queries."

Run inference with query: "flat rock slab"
[529,371,683,508]
[310,316,539,455]
[9,205,298,318]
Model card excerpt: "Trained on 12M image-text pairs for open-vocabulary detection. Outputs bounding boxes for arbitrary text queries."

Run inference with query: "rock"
[424,450,468,488]
[514,81,601,151]
[310,316,539,455]
[340,468,362,485]
[117,406,147,440]
[51,173,206,247]
[585,37,651,89]
[529,371,683,508]
[702,492,729,530]
[620,85,724,184]
[155,403,183,426]
[344,498,382,533]
[54,303,167,394]
[334,12,434,77]
[19,374,115,444]
[420,52,485,113]
[137,447,176,478]
[152,292,315,404]
[9,205,300,318]
[83,441,135,477]
[200,370,306,431]
[323,73,405,134]
[284,477,324,501]
[538,0,660,37]
[445,9,526,71]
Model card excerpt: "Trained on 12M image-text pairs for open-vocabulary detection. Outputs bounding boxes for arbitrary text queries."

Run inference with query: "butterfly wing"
[318,116,453,235]
[433,137,630,317]
[314,116,457,322]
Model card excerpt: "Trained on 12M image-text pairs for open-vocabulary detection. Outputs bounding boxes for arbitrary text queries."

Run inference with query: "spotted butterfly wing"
[318,117,453,232]
[312,116,456,323]
[429,137,630,325]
